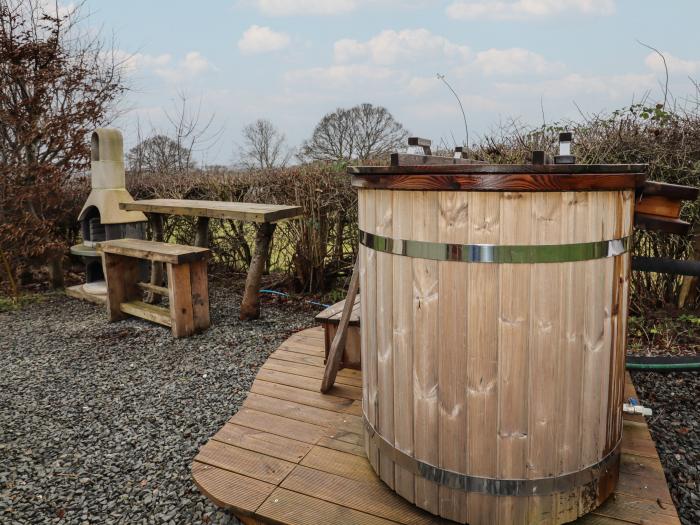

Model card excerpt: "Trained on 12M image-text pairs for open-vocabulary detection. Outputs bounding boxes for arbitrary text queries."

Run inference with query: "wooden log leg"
[146,214,165,304]
[189,259,210,333]
[195,217,210,248]
[167,263,195,338]
[48,253,65,290]
[103,253,140,321]
[240,222,276,321]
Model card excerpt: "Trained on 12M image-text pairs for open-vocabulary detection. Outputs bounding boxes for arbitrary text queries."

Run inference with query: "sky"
[78,0,700,165]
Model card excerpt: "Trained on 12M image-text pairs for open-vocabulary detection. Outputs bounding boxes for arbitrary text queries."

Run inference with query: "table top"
[120,199,303,223]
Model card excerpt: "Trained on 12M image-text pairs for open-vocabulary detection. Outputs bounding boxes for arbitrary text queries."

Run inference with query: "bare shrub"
[471,103,700,310]
[0,0,126,290]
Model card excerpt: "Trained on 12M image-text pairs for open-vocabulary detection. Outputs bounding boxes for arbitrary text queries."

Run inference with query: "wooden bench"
[100,238,211,338]
[315,295,361,370]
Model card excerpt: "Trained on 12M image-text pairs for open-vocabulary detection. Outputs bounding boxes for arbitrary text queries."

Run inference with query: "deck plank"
[262,360,363,388]
[228,407,326,445]
[192,327,681,525]
[250,380,361,415]
[195,440,294,485]
[256,488,401,525]
[243,392,362,429]
[192,462,275,514]
[280,465,447,525]
[211,422,312,463]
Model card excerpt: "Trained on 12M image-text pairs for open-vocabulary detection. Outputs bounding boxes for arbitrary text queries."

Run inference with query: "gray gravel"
[0,286,315,524]
[632,372,700,525]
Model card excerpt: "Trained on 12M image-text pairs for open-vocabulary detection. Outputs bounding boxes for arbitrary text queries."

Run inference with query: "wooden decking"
[192,327,681,525]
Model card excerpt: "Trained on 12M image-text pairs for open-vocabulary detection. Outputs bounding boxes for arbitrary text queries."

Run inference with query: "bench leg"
[195,217,210,248]
[189,259,210,333]
[104,253,140,321]
[167,263,195,338]
[240,222,276,321]
[146,214,165,304]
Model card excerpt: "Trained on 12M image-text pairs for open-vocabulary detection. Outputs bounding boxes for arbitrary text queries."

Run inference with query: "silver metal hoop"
[360,230,630,264]
[363,416,620,496]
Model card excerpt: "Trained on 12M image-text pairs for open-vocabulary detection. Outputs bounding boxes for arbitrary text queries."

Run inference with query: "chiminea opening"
[91,132,100,161]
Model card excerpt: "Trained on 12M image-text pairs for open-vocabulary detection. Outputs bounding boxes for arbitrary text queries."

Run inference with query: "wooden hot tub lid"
[349,163,647,191]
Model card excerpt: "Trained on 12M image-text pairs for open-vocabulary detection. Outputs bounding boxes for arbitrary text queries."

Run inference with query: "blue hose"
[259,289,331,309]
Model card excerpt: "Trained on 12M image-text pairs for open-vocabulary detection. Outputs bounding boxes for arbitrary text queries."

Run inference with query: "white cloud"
[495,72,656,99]
[154,52,212,82]
[645,51,700,75]
[446,0,616,20]
[334,29,470,65]
[252,0,358,16]
[406,76,440,96]
[113,50,172,73]
[474,48,562,75]
[285,64,395,86]
[238,25,291,54]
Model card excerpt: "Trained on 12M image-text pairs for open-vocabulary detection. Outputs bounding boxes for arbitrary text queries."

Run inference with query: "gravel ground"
[632,371,700,525]
[0,286,315,524]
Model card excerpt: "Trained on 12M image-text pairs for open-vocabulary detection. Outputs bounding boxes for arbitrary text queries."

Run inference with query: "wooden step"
[120,300,171,327]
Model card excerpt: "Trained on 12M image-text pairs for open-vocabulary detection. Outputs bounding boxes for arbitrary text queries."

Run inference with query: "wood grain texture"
[103,253,141,321]
[121,199,303,223]
[436,191,469,522]
[351,173,645,192]
[633,212,691,235]
[100,238,210,264]
[391,190,415,502]
[359,189,380,472]
[119,300,171,327]
[357,190,635,524]
[410,191,440,515]
[497,192,532,524]
[375,189,395,489]
[167,262,195,337]
[189,259,210,332]
[350,164,646,175]
[465,192,500,524]
[192,328,680,525]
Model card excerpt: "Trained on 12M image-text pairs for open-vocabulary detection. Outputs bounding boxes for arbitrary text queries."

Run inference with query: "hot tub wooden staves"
[353,164,646,524]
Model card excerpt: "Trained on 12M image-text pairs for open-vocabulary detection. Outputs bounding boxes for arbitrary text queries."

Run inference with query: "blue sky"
[83,0,700,165]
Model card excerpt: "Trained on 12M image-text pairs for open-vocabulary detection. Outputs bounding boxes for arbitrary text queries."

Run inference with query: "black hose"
[632,256,700,276]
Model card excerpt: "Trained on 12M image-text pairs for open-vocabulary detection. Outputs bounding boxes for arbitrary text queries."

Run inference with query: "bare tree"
[300,103,408,162]
[127,92,223,176]
[165,91,222,173]
[0,0,127,288]
[239,118,291,169]
[127,135,195,174]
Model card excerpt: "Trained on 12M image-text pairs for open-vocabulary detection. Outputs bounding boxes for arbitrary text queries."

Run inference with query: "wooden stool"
[100,238,211,338]
[315,295,361,370]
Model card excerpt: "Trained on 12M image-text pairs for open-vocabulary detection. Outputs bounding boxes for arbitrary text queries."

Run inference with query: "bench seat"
[99,238,210,264]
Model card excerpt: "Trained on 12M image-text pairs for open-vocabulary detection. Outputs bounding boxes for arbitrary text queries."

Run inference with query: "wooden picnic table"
[120,199,303,320]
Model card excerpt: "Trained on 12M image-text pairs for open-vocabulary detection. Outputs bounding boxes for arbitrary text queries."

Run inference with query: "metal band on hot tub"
[359,230,630,263]
[363,416,620,496]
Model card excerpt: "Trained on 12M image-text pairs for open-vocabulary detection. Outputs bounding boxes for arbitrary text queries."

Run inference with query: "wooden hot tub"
[351,164,646,524]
